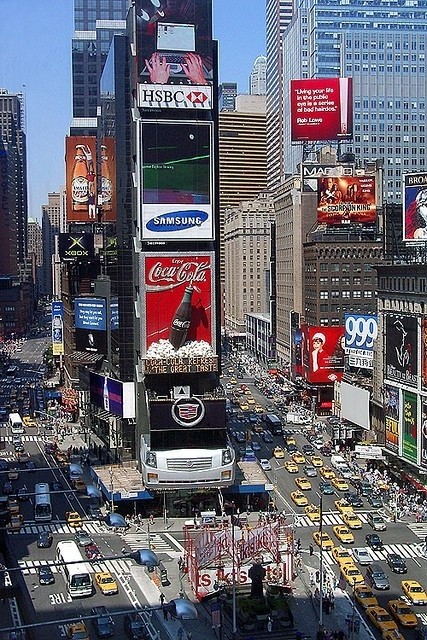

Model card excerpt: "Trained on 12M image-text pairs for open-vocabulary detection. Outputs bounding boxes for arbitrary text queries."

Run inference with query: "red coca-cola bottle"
[169,286,193,350]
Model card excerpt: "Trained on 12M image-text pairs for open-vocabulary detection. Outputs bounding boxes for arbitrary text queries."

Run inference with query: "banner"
[301,325,345,384]
[135,0,213,87]
[317,176,376,225]
[51,301,64,356]
[385,315,418,387]
[90,372,135,419]
[74,298,107,354]
[344,314,378,370]
[140,253,217,374]
[65,136,97,223]
[140,120,214,241]
[290,78,353,142]
[384,385,399,453]
[138,83,212,110]
[402,390,417,464]
[403,172,427,241]
[149,397,225,430]
[421,400,427,469]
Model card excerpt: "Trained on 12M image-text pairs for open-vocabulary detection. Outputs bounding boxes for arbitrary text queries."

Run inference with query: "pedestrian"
[160,592,165,605]
[163,606,169,620]
[177,629,184,640]
[297,538,301,550]
[309,544,314,556]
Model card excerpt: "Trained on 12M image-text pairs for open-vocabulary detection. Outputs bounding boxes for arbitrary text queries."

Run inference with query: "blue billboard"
[51,301,64,356]
[90,372,135,419]
[75,298,107,330]
[344,314,378,370]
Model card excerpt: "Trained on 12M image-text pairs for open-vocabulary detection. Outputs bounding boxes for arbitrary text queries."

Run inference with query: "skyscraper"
[0,89,28,275]
[71,0,128,133]
[281,0,427,201]
[218,82,238,111]
[265,0,294,190]
[249,55,267,95]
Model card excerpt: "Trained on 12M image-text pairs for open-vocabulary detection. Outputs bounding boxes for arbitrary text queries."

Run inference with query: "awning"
[401,471,427,493]
[225,484,267,494]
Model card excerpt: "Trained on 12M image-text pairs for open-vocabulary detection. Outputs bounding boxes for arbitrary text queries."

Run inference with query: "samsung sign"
[138,84,212,110]
[146,210,208,233]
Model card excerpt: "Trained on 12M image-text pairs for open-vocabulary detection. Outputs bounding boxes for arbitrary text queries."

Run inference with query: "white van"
[330,454,352,478]
[286,412,311,425]
[8,412,24,434]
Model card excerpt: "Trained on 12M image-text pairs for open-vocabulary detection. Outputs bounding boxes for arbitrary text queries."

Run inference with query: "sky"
[0,0,265,222]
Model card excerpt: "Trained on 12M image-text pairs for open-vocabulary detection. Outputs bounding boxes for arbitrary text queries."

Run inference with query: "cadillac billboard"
[140,121,214,241]
[290,78,353,142]
[385,315,418,387]
[140,253,217,374]
[149,397,225,431]
[301,325,345,384]
[317,176,376,225]
[344,314,378,370]
[135,0,213,87]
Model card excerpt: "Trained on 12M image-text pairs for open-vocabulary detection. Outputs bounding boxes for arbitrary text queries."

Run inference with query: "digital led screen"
[317,176,376,225]
[403,172,427,241]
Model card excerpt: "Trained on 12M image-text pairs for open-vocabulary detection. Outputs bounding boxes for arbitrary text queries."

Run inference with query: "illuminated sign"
[90,372,136,419]
[301,325,345,384]
[59,233,94,262]
[51,301,64,356]
[345,314,378,370]
[290,78,353,142]
[403,172,427,241]
[149,396,224,429]
[138,84,212,109]
[385,315,418,387]
[144,355,218,375]
[317,176,376,225]
[74,298,107,354]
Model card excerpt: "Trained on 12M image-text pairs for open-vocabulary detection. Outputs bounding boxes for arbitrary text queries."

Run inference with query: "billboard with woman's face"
[403,172,427,241]
[135,0,213,86]
[301,325,345,384]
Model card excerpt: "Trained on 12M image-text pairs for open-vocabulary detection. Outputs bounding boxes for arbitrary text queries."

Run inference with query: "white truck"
[286,411,312,425]
[330,454,353,478]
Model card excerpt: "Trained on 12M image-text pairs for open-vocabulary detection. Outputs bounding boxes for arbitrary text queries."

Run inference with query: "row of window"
[319,276,372,285]
[349,54,425,63]
[318,290,374,299]
[347,63,425,73]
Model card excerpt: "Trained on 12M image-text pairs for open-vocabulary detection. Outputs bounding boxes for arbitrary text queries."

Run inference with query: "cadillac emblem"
[171,396,205,427]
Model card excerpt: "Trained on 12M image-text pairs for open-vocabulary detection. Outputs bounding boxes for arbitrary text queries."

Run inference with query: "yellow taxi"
[95,571,119,596]
[332,546,354,567]
[254,404,264,413]
[229,377,237,384]
[284,460,299,473]
[388,600,417,628]
[354,584,379,610]
[304,504,321,523]
[401,580,427,606]
[341,511,363,530]
[65,511,83,528]
[382,630,404,640]
[332,524,354,544]
[367,607,398,634]
[239,402,249,411]
[291,489,309,506]
[286,435,296,446]
[23,415,37,428]
[341,562,365,585]
[319,466,336,480]
[331,477,349,491]
[273,446,286,459]
[67,622,90,640]
[312,530,334,551]
[291,490,309,507]
[335,499,354,515]
[292,452,306,465]
[310,455,324,468]
[247,397,256,405]
[295,477,311,491]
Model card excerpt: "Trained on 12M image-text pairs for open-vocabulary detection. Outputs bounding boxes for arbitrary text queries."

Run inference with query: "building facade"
[41,192,66,297]
[249,55,267,95]
[218,82,237,111]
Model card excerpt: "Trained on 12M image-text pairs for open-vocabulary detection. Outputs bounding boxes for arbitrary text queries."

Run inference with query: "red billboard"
[65,136,116,223]
[290,78,353,142]
[301,325,345,384]
[140,253,217,374]
[317,176,376,225]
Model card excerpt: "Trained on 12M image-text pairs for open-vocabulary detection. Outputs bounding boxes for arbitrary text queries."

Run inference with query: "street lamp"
[318,493,324,628]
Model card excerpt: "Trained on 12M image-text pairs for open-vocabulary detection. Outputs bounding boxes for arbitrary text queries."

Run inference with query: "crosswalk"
[8,520,109,536]
[322,542,424,566]
[122,530,184,555]
[2,435,40,442]
[407,522,427,540]
[294,511,370,528]
[18,556,133,576]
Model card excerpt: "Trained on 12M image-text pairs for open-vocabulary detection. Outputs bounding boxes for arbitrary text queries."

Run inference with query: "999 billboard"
[135,0,213,86]
[140,121,213,240]
[140,252,217,374]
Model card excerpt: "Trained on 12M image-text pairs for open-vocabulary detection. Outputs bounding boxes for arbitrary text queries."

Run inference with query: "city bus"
[8,412,24,434]
[34,483,52,522]
[56,540,93,598]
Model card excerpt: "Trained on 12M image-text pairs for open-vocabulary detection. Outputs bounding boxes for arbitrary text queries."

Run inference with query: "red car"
[85,544,103,561]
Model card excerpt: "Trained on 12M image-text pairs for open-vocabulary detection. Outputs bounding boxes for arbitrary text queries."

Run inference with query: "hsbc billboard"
[138,84,212,110]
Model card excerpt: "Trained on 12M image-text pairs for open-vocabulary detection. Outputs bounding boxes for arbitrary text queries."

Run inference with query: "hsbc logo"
[138,84,212,110]
[171,397,205,427]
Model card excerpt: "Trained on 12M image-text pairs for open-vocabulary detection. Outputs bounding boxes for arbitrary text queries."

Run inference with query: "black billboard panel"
[385,315,418,387]
[59,233,94,262]
[135,0,213,86]
[149,397,225,431]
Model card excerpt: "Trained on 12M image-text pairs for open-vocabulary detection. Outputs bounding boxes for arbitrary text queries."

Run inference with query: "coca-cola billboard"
[140,253,217,374]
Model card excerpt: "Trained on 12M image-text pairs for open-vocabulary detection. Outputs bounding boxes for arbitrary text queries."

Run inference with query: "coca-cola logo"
[147,260,209,285]
[172,397,205,427]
